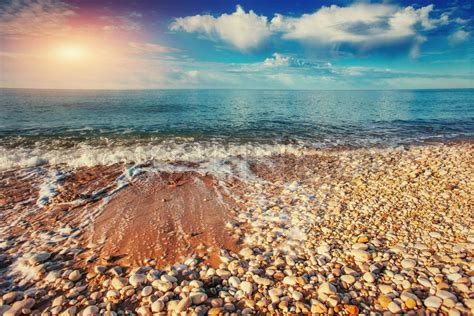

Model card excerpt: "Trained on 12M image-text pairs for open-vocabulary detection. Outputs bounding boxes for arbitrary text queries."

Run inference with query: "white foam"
[36,170,66,207]
[0,141,308,171]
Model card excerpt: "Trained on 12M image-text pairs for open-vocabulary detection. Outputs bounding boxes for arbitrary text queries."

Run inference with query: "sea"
[0,88,473,170]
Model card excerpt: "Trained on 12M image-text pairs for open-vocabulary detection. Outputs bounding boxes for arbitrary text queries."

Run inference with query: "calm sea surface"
[1,88,473,148]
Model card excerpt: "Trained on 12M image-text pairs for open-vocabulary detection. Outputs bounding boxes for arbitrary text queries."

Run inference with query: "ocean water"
[0,88,473,169]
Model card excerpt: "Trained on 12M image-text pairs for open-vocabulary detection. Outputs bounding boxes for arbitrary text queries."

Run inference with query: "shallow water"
[0,88,473,169]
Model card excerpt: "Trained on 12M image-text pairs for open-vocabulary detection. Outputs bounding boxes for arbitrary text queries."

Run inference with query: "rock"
[94,265,107,274]
[292,291,303,301]
[379,284,394,294]
[2,292,17,305]
[161,274,177,283]
[318,282,337,295]
[341,274,356,284]
[240,281,253,295]
[68,270,81,282]
[388,302,401,313]
[151,299,165,313]
[216,269,232,279]
[283,276,297,286]
[141,285,153,297]
[28,252,51,265]
[378,295,392,309]
[406,298,417,309]
[4,298,35,316]
[52,295,65,307]
[129,274,146,288]
[317,244,331,254]
[136,306,151,315]
[82,305,99,316]
[190,292,208,305]
[239,248,253,258]
[253,276,273,286]
[228,276,240,288]
[106,290,120,300]
[60,307,77,316]
[363,272,375,283]
[350,249,371,262]
[175,297,191,313]
[111,277,127,290]
[424,296,442,310]
[401,258,416,269]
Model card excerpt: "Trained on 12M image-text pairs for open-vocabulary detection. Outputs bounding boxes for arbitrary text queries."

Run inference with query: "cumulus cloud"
[272,3,441,49]
[129,42,181,54]
[0,0,75,37]
[169,5,271,51]
[449,30,470,45]
[171,3,455,56]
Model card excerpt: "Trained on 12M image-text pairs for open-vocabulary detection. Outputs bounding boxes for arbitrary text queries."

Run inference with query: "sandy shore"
[0,143,473,315]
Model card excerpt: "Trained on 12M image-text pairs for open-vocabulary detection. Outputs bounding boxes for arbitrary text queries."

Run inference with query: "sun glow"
[55,44,86,61]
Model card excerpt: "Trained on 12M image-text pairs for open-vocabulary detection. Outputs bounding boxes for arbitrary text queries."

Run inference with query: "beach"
[0,141,473,315]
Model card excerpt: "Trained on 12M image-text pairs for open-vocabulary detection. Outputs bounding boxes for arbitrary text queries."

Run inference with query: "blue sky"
[0,0,472,89]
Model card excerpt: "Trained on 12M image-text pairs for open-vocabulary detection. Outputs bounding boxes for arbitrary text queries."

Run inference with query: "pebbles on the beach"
[0,144,472,315]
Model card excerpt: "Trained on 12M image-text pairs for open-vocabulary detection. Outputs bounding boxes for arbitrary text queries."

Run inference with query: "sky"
[0,0,472,89]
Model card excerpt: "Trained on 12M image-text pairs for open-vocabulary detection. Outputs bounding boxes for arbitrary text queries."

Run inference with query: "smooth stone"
[111,277,127,290]
[190,292,208,305]
[341,274,356,284]
[388,302,401,313]
[317,244,331,254]
[129,274,146,288]
[151,300,165,313]
[240,281,253,295]
[228,276,240,288]
[28,252,51,265]
[82,305,99,316]
[283,276,297,286]
[363,272,376,283]
[424,296,442,310]
[379,284,394,294]
[5,298,36,316]
[292,291,303,301]
[175,297,191,313]
[52,295,65,307]
[68,270,81,282]
[141,286,153,297]
[2,292,17,305]
[401,258,416,269]
[318,282,337,295]
[350,249,371,262]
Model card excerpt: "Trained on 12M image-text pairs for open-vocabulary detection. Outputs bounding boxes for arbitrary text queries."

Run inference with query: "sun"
[55,44,86,61]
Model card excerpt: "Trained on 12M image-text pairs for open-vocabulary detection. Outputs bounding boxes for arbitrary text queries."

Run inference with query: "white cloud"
[272,3,440,48]
[170,5,271,51]
[449,30,470,45]
[129,42,181,54]
[0,0,75,37]
[170,3,451,56]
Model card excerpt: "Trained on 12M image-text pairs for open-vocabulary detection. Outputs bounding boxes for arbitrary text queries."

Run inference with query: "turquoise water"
[1,88,473,148]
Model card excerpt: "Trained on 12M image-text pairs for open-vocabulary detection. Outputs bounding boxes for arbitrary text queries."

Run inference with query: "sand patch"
[90,171,239,267]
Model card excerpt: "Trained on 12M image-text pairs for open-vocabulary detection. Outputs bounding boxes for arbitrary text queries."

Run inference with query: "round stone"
[424,296,442,310]
[68,270,81,282]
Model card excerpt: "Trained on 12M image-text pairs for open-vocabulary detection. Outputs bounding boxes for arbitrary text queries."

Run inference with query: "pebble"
[318,282,337,295]
[68,270,81,281]
[28,252,51,265]
[350,249,371,262]
[401,258,416,269]
[424,296,442,310]
[240,281,253,295]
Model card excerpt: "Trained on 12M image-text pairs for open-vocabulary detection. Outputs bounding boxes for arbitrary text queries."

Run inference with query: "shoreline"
[0,142,473,315]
